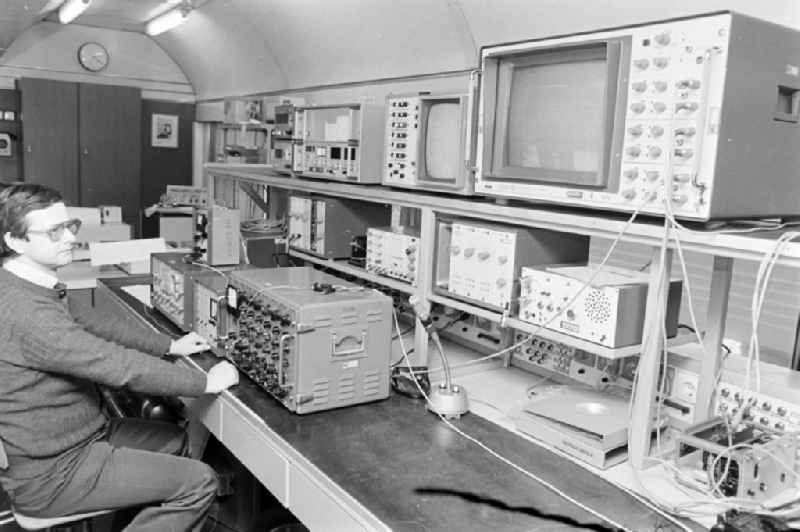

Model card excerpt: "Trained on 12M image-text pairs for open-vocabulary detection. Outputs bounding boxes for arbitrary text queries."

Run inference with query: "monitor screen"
[305,107,356,142]
[506,58,606,175]
[424,101,460,182]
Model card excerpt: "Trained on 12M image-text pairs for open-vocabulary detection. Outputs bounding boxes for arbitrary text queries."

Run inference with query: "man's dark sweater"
[0,268,206,487]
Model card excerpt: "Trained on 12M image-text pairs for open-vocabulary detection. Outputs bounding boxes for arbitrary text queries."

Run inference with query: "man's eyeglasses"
[27,219,82,242]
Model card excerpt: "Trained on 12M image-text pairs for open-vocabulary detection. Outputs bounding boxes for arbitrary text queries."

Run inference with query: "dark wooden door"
[78,83,141,228]
[18,78,79,204]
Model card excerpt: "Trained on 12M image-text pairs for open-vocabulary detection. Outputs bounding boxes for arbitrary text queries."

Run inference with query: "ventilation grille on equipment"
[363,370,382,396]
[584,289,611,324]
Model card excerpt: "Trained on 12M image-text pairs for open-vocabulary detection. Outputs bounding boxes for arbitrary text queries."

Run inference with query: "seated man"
[0,183,239,531]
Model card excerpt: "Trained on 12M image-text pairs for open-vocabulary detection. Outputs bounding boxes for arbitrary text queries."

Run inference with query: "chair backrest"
[0,438,8,469]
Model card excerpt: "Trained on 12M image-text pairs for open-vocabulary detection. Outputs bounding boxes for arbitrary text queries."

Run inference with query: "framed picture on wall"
[151,113,178,148]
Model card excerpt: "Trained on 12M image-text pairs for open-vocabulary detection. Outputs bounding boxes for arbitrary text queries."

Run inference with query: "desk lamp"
[409,296,469,418]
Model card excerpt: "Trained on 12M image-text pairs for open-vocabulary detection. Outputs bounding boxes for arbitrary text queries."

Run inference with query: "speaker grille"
[584,289,611,324]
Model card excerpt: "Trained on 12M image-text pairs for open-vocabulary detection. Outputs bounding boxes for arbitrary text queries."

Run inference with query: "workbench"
[94,277,701,532]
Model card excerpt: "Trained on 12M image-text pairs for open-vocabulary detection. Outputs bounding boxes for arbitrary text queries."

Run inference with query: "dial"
[77,42,109,72]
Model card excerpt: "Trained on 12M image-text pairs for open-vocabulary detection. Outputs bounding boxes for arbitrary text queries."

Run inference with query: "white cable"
[625,201,694,521]
[392,312,635,532]
[744,232,799,396]
[188,260,228,277]
[626,178,800,523]
[662,197,707,350]
[420,201,649,376]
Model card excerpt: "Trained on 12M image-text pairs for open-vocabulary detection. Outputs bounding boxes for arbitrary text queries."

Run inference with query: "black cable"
[391,325,414,340]
[388,311,467,368]
[677,323,731,355]
[390,347,415,367]
[434,311,471,333]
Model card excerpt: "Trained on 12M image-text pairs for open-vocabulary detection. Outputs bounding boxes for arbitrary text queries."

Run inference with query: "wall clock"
[77,42,109,72]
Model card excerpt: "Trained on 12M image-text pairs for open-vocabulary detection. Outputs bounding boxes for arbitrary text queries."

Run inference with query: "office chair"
[0,440,112,531]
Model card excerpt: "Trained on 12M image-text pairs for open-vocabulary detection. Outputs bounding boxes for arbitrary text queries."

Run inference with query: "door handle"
[83,148,89,156]
[26,145,31,153]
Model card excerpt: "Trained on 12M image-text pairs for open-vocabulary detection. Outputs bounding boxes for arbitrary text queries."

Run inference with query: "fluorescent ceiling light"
[145,5,191,36]
[58,0,92,24]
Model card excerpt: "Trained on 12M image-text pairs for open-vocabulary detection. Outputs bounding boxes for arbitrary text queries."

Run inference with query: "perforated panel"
[584,290,612,324]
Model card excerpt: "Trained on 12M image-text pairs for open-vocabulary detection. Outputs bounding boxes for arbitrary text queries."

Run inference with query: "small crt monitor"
[383,92,476,195]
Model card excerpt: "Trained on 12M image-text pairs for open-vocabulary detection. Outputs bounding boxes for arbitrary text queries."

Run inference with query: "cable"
[392,325,415,340]
[392,311,635,532]
[744,232,800,396]
[623,170,800,523]
[419,201,649,377]
[186,258,228,277]
[240,218,284,233]
[677,324,731,355]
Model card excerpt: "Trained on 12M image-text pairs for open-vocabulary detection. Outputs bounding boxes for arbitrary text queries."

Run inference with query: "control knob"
[654,32,671,46]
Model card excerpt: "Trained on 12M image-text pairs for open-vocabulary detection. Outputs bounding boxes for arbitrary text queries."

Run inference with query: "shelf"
[219,122,271,130]
[206,164,800,268]
[287,249,417,295]
[427,293,696,360]
[152,206,195,215]
[240,229,283,241]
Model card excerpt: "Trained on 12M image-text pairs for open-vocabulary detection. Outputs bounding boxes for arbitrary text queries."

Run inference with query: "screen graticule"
[425,102,461,181]
[507,59,606,175]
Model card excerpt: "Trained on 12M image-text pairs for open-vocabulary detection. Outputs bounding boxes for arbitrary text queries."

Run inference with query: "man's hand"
[169,332,211,356]
[205,361,239,394]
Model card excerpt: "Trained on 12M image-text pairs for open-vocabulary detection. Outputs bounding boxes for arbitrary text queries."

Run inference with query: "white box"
[513,385,633,469]
[518,265,682,348]
[365,227,418,285]
[73,222,132,260]
[90,238,168,274]
[99,205,122,223]
[67,206,102,227]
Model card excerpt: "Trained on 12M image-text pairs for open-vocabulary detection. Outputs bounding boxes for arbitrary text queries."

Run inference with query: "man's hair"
[0,183,63,259]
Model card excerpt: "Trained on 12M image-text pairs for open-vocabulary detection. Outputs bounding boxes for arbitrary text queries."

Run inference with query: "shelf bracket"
[237,182,271,217]
[629,247,673,470]
[694,255,733,422]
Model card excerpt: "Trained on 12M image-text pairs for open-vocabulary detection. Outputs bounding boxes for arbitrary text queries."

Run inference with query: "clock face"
[77,42,109,72]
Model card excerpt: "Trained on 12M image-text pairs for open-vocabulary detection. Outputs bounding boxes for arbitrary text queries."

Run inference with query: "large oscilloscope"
[476,12,800,221]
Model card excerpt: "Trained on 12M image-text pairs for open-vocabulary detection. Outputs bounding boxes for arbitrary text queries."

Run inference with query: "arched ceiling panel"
[151,1,288,100]
[458,0,800,49]
[0,0,50,54]
[230,0,477,88]
[2,21,189,85]
[156,0,478,100]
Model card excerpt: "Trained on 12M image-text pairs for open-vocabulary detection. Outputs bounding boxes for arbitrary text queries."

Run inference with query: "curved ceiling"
[2,0,799,101]
[155,0,479,100]
[151,0,800,100]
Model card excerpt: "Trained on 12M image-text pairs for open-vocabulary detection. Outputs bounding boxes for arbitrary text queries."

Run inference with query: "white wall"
[0,22,194,101]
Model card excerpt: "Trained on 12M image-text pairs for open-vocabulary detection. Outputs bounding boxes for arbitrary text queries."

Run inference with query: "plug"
[391,366,430,399]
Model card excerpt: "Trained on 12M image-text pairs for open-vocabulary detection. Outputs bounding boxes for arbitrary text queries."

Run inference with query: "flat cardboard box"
[513,385,632,469]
